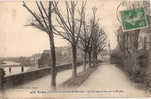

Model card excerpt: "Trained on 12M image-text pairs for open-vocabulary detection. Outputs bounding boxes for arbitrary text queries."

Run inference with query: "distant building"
[0,61,20,67]
[42,46,82,58]
[30,53,41,66]
[137,0,151,50]
[139,16,151,50]
[38,46,83,67]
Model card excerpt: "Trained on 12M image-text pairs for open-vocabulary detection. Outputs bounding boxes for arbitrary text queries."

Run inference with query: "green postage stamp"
[120,8,148,31]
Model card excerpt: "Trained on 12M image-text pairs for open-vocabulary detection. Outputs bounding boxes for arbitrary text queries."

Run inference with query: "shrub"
[111,49,147,85]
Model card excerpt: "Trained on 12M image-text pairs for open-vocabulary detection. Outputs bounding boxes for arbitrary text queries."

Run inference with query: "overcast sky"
[0,0,124,57]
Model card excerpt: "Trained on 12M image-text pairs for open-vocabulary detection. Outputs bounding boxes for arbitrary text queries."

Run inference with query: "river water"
[3,66,31,76]
[1,61,31,76]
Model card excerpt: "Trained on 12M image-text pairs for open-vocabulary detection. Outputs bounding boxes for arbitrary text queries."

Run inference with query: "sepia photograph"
[0,0,151,98]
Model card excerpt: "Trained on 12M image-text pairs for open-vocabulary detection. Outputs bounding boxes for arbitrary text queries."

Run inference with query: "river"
[0,61,31,76]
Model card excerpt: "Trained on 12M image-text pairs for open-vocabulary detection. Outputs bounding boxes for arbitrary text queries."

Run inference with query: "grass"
[59,66,98,89]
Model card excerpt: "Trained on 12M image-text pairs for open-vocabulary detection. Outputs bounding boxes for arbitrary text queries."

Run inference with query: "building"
[136,0,151,50]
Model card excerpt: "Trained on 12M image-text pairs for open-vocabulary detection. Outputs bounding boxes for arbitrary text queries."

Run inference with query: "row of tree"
[116,26,140,74]
[22,1,106,89]
[78,8,106,72]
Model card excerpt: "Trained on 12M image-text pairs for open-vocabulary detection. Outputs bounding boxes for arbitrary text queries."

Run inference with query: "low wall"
[2,62,83,89]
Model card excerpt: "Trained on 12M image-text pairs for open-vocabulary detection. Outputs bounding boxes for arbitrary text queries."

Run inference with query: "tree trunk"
[72,44,77,77]
[92,51,97,67]
[88,51,92,68]
[48,2,56,90]
[93,52,96,67]
[144,47,151,88]
[95,54,98,65]
[49,34,56,90]
[92,55,95,67]
[83,51,87,72]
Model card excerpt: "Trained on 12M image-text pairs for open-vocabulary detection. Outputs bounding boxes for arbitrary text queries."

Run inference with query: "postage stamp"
[120,8,148,32]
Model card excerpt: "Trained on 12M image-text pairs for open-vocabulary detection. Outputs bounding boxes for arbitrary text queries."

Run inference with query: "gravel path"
[77,63,147,97]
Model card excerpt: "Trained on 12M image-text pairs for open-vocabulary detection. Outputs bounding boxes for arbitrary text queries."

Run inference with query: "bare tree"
[78,20,92,72]
[78,6,93,71]
[87,8,97,68]
[52,1,86,77]
[91,24,106,67]
[23,1,57,89]
[78,8,106,71]
[85,8,107,68]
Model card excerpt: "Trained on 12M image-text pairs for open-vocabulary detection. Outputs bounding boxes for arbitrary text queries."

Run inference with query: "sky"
[0,0,124,57]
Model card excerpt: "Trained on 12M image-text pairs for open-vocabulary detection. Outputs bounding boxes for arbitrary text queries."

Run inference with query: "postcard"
[0,0,151,98]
